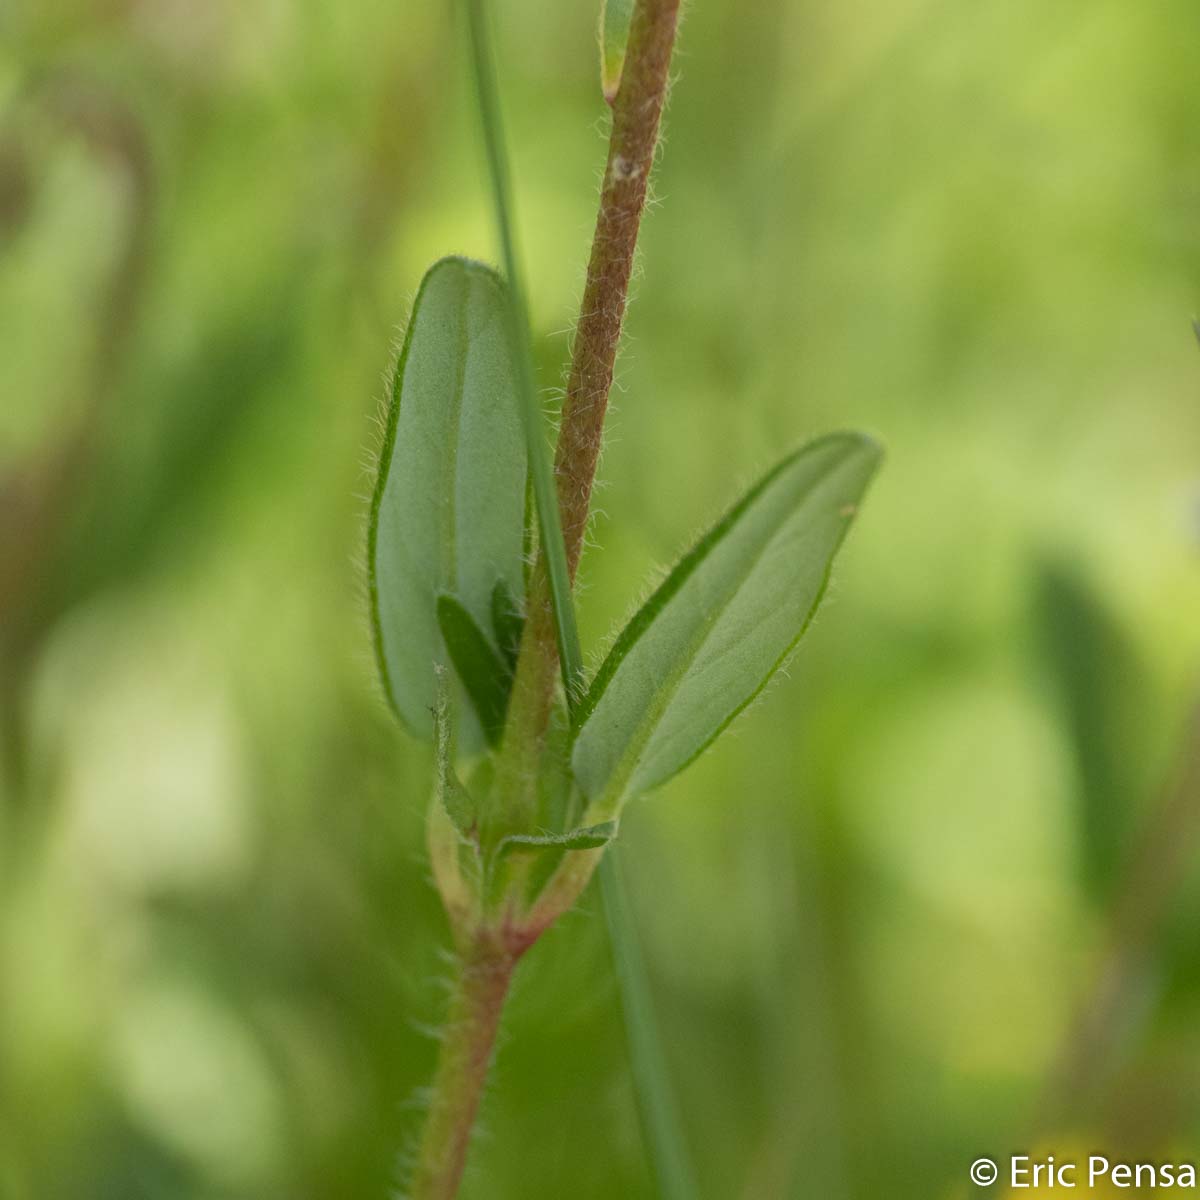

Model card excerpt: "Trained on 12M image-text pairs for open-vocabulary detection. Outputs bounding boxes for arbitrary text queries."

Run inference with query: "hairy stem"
[556,0,680,568]
[413,5,686,1197]
[501,0,682,779]
[496,4,694,1195]
[409,946,517,1200]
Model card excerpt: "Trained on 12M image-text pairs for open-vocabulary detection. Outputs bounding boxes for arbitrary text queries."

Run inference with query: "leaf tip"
[824,429,885,487]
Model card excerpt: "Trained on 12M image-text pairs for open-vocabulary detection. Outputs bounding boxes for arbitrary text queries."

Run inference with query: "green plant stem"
[600,851,699,1200]
[464,0,583,708]
[410,946,517,1200]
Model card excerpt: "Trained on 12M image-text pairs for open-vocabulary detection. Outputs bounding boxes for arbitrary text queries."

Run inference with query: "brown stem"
[409,946,517,1200]
[498,0,682,813]
[555,0,681,571]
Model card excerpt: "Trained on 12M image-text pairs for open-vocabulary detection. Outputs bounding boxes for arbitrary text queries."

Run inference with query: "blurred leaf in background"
[1032,556,1158,904]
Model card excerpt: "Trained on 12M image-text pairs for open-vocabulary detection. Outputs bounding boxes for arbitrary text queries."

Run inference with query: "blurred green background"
[2,1,1199,1197]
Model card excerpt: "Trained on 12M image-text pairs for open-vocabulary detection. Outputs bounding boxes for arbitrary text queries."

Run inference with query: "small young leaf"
[497,821,618,858]
[436,593,512,747]
[368,256,527,745]
[491,578,525,675]
[572,432,882,816]
[599,0,636,104]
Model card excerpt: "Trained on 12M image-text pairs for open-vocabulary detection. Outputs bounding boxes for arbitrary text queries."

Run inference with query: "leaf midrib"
[438,272,471,598]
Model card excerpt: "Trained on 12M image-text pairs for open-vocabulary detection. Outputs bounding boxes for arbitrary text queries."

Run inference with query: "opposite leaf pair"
[369,256,881,872]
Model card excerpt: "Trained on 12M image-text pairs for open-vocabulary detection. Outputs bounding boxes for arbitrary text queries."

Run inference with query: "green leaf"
[572,432,882,816]
[497,820,617,858]
[599,0,635,104]
[368,256,527,745]
[436,593,512,747]
[491,578,525,675]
